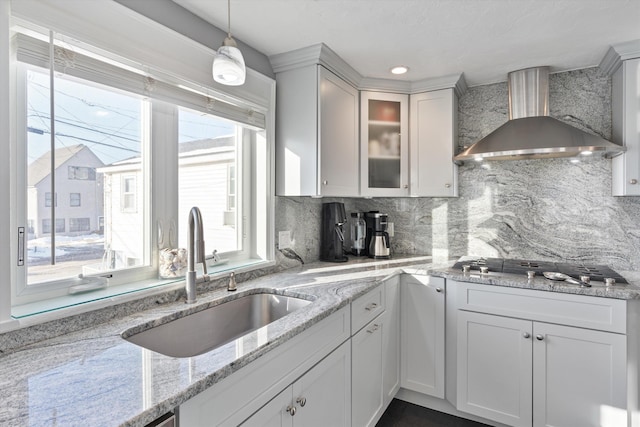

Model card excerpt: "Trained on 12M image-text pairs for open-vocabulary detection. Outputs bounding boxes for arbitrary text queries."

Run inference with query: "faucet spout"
[186,206,206,304]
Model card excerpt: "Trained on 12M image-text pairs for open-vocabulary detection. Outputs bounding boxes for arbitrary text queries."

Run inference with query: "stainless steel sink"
[122,293,311,357]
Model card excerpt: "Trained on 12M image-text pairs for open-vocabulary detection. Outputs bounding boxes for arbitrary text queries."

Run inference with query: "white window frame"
[69,192,81,207]
[121,175,137,213]
[44,191,56,207]
[227,164,236,212]
[5,15,275,321]
[69,217,90,233]
[1,1,275,328]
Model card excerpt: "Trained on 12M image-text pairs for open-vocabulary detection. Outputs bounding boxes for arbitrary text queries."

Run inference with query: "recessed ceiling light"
[390,66,409,75]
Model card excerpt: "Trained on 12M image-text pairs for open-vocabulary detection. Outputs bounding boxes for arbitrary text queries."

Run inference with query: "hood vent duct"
[454,66,625,163]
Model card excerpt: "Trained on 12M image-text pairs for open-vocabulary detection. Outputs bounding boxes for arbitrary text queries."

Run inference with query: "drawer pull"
[523,332,530,339]
[367,324,380,333]
[287,406,296,416]
[435,287,443,293]
[536,334,544,341]
[365,302,378,311]
[296,397,306,407]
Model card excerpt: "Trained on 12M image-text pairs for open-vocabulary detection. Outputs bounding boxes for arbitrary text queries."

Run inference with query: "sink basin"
[122,293,311,357]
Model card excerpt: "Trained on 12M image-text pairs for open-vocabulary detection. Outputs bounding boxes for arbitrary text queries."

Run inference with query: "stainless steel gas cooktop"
[452,257,628,284]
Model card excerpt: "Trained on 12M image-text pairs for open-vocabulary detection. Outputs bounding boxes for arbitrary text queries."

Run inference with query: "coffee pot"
[320,202,348,262]
[350,212,367,256]
[365,211,390,259]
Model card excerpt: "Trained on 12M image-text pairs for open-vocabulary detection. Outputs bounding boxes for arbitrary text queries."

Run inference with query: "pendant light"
[212,0,246,86]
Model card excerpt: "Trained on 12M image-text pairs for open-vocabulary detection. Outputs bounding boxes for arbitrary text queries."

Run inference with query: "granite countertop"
[2,255,639,427]
[0,256,432,427]
[427,265,640,300]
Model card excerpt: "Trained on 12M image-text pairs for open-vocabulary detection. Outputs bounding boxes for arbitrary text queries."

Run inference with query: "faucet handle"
[228,272,237,292]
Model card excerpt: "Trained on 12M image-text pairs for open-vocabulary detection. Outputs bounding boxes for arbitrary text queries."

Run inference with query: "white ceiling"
[173,0,640,86]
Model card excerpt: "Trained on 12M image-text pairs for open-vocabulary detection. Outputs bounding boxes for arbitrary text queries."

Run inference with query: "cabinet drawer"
[455,280,626,333]
[352,285,385,334]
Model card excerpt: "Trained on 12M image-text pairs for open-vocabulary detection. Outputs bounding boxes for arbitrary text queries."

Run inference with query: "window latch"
[17,227,25,266]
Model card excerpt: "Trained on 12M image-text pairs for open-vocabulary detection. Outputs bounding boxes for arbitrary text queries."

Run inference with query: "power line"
[28,114,140,143]
[28,127,140,154]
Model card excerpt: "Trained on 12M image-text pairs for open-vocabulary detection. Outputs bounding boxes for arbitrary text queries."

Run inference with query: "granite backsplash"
[275,67,640,271]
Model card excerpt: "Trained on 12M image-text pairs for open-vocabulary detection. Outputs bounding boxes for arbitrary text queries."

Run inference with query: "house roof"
[178,135,235,153]
[28,144,90,186]
[98,135,236,172]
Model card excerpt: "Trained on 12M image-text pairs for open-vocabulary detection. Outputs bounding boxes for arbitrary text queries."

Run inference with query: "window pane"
[26,68,145,284]
[177,108,238,254]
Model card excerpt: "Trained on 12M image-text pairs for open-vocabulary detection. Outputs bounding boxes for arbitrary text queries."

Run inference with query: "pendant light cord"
[227,0,232,38]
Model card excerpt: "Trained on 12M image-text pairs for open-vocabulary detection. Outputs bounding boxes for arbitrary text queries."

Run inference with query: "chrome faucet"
[186,206,208,304]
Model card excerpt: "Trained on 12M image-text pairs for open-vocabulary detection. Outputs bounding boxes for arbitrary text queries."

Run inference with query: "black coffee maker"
[365,211,390,259]
[320,202,348,262]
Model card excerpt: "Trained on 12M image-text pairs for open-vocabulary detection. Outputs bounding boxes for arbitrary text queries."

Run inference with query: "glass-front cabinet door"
[360,91,409,196]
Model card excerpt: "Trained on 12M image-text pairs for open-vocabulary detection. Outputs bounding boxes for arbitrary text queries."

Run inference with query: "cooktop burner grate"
[452,257,627,284]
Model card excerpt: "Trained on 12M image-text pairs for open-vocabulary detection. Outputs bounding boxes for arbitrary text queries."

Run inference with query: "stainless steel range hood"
[454,66,625,163]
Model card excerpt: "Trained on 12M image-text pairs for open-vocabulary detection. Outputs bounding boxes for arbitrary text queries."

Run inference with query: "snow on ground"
[28,247,67,259]
[27,234,104,260]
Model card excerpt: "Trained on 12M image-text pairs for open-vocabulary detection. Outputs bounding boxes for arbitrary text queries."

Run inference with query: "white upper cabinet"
[275,65,359,197]
[360,91,409,197]
[271,43,465,198]
[409,89,459,197]
[612,57,640,196]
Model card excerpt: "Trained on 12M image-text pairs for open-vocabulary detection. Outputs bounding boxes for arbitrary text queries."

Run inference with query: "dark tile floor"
[376,399,490,427]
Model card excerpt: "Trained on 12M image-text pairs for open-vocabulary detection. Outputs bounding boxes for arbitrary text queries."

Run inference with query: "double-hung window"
[10,22,273,315]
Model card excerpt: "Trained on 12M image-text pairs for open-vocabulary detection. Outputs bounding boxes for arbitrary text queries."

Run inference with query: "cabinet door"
[275,65,319,196]
[400,275,445,398]
[318,66,359,196]
[360,91,409,197]
[409,89,458,197]
[457,310,533,427]
[532,323,627,427]
[294,341,351,427]
[240,387,293,427]
[352,314,385,427]
[612,57,640,196]
[383,276,400,405]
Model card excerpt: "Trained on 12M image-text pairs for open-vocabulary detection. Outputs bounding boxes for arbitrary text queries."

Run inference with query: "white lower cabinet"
[457,310,627,427]
[352,312,385,427]
[457,310,533,427]
[351,276,400,427]
[532,322,627,427]
[400,275,445,398]
[242,340,352,427]
[382,276,400,405]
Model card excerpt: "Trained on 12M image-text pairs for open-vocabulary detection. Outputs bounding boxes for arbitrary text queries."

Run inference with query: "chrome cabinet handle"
[287,406,297,416]
[630,179,638,185]
[445,183,451,188]
[523,332,530,339]
[435,287,443,293]
[322,180,328,185]
[536,334,544,341]
[365,302,378,311]
[403,184,408,189]
[296,397,306,407]
[367,324,380,333]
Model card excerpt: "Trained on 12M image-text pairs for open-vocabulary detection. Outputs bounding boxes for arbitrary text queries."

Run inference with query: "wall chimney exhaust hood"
[454,67,625,163]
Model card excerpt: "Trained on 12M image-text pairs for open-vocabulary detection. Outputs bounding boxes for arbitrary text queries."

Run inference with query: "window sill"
[10,258,274,323]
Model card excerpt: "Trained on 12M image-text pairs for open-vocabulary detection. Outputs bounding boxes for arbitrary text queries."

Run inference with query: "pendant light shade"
[212,0,246,86]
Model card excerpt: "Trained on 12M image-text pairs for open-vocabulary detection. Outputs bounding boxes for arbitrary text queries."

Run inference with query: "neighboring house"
[98,135,237,270]
[27,144,104,239]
